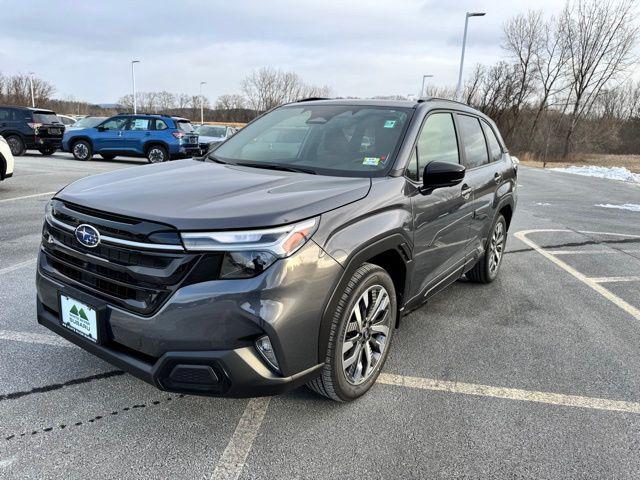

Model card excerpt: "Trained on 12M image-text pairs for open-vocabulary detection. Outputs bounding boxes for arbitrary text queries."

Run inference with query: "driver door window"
[407,112,459,181]
[100,117,128,131]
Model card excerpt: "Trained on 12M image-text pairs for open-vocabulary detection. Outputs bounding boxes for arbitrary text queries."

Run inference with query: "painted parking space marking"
[210,397,271,480]
[0,330,72,348]
[378,373,640,415]
[0,192,55,203]
[590,276,640,283]
[0,258,37,276]
[549,249,640,255]
[514,229,640,322]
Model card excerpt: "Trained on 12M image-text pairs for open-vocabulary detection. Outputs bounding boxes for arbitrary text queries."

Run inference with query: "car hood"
[56,159,371,230]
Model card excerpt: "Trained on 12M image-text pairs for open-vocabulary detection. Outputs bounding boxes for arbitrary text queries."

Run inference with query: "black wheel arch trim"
[317,231,413,364]
[143,141,170,155]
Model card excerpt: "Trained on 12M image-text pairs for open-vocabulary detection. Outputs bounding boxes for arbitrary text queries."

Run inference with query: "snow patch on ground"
[596,203,640,212]
[550,166,640,183]
[534,202,552,206]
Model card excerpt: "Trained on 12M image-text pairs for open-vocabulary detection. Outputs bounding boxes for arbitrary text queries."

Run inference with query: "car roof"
[2,106,56,113]
[285,97,483,115]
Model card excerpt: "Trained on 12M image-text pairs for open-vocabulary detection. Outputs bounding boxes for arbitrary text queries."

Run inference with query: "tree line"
[1,0,638,159]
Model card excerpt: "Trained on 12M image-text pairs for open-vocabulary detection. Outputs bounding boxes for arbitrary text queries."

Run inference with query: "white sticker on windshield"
[383,120,397,128]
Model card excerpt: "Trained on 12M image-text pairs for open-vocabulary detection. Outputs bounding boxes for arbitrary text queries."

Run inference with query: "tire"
[100,153,116,160]
[6,135,25,157]
[71,140,93,161]
[308,263,397,402]
[146,145,168,163]
[38,146,56,156]
[466,214,507,283]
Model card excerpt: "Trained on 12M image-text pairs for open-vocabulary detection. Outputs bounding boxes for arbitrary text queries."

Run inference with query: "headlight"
[181,217,319,257]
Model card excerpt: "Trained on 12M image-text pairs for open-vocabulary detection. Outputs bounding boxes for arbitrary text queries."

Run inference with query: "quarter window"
[154,119,168,130]
[409,112,459,181]
[481,121,502,162]
[458,115,488,168]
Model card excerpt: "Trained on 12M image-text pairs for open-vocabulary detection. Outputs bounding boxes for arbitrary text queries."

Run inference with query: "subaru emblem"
[74,224,101,248]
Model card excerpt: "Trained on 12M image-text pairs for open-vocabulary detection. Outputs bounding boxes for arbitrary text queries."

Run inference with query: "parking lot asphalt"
[1,152,640,479]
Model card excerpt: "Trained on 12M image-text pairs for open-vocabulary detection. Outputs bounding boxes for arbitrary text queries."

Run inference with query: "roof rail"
[296,97,331,103]
[425,97,470,107]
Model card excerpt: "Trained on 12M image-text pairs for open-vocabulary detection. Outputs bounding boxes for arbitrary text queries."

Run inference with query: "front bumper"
[36,239,342,397]
[37,300,322,397]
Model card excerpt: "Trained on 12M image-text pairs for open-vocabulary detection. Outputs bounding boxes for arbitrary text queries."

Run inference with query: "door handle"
[494,172,503,184]
[145,132,151,136]
[461,184,472,200]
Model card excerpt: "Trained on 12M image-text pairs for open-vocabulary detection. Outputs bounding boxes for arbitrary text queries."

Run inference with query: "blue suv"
[62,114,200,163]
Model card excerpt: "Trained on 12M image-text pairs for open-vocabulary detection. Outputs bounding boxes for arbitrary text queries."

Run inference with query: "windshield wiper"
[235,162,317,175]
[206,153,235,165]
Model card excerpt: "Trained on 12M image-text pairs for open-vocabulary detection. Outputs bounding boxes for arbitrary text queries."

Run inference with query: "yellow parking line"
[514,229,640,322]
[378,373,640,414]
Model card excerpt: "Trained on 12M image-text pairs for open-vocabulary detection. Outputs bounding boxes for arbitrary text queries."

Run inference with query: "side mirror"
[421,161,465,193]
[97,126,106,132]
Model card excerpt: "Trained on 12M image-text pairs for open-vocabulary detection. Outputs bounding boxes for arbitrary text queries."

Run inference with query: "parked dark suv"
[36,98,516,401]
[0,106,64,156]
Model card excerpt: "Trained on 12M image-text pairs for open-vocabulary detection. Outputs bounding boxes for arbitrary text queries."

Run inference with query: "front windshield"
[198,125,227,137]
[211,105,412,176]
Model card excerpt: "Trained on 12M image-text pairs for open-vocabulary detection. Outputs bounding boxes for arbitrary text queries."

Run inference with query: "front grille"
[40,201,222,316]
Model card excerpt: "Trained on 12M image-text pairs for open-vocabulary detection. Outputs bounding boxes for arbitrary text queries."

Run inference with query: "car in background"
[57,115,77,127]
[66,116,107,131]
[0,106,65,156]
[0,135,15,181]
[195,124,236,154]
[62,114,199,163]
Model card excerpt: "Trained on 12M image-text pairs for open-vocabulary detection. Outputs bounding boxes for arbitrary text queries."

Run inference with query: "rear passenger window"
[130,118,150,130]
[409,112,459,181]
[0,108,11,121]
[481,121,502,162]
[458,115,488,168]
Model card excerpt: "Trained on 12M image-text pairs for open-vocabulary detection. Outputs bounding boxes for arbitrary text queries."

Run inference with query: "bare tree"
[215,94,246,111]
[560,0,638,157]
[502,10,544,140]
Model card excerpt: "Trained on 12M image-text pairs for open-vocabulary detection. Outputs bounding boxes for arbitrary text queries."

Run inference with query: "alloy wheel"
[7,137,22,156]
[148,147,165,163]
[488,220,505,275]
[73,143,88,160]
[341,285,391,385]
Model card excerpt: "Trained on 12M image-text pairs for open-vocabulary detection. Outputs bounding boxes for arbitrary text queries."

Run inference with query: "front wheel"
[72,140,93,161]
[147,145,168,163]
[466,214,507,283]
[308,263,396,401]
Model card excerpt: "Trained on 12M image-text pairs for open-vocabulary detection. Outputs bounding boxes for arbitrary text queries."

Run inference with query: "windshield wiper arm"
[206,153,235,165]
[235,162,317,175]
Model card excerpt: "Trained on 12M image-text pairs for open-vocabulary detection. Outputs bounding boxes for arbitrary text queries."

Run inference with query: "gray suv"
[36,98,517,401]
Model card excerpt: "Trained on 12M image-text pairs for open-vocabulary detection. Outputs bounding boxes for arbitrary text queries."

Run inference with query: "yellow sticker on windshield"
[363,157,381,166]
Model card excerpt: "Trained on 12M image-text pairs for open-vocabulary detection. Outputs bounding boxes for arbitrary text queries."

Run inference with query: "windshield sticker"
[363,157,381,166]
[383,120,397,128]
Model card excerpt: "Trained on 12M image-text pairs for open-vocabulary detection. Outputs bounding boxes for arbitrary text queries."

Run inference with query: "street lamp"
[199,81,207,124]
[455,12,485,101]
[420,74,434,98]
[28,72,35,107]
[131,60,140,114]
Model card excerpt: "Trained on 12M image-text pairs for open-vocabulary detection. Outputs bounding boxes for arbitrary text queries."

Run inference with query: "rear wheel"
[38,146,56,156]
[72,140,92,161]
[466,214,507,283]
[6,135,25,156]
[308,263,396,401]
[147,145,168,163]
[100,153,116,160]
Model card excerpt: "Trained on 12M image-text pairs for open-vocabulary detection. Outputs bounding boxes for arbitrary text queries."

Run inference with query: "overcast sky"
[0,0,586,104]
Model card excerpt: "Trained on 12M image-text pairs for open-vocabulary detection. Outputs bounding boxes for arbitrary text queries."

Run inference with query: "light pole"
[28,72,35,107]
[455,12,485,101]
[131,60,140,114]
[420,74,434,98]
[199,81,207,124]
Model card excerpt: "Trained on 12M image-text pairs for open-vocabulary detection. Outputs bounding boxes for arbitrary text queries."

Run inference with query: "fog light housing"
[255,335,280,373]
